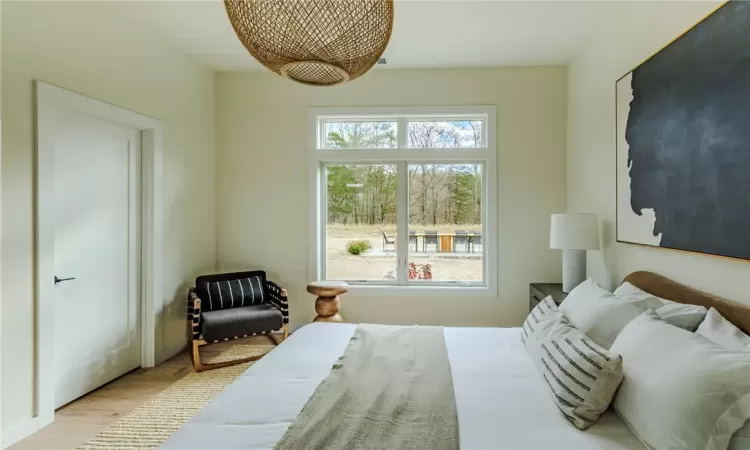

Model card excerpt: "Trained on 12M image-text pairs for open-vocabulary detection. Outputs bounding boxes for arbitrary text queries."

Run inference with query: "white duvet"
[161,323,644,450]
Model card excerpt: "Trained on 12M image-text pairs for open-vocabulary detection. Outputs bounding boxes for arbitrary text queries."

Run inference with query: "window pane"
[407,163,483,283]
[323,121,397,149]
[325,164,398,281]
[407,120,484,148]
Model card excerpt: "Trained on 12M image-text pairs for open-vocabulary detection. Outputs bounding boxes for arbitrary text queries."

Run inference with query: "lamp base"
[562,249,586,293]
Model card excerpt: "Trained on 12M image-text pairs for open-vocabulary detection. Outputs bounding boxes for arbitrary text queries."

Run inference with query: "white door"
[52,109,141,408]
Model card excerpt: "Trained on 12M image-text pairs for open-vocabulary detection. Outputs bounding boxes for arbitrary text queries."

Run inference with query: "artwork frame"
[615,0,750,261]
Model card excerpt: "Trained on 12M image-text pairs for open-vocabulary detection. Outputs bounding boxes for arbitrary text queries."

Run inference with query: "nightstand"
[529,283,567,312]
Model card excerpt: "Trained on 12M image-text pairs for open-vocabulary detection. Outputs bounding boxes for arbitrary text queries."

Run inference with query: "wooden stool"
[307,281,348,323]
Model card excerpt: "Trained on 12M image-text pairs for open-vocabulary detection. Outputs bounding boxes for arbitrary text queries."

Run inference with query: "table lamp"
[550,213,600,293]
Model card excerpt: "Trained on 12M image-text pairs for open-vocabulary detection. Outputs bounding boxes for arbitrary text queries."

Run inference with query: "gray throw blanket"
[274,324,459,450]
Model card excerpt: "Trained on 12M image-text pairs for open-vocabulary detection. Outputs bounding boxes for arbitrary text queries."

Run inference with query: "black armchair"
[188,270,289,372]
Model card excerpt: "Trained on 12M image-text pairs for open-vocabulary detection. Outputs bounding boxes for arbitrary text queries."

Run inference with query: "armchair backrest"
[195,270,268,311]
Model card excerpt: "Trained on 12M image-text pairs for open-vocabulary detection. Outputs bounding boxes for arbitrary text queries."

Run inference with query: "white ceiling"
[116,1,618,71]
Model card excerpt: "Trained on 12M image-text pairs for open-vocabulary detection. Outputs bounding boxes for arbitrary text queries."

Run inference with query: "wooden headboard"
[624,271,750,335]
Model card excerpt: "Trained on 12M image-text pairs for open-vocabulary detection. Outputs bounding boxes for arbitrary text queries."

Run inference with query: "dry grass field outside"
[326,224,483,282]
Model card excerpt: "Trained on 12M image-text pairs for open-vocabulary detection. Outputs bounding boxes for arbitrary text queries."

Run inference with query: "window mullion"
[397,117,408,149]
[396,160,409,285]
[318,121,325,148]
[318,162,327,280]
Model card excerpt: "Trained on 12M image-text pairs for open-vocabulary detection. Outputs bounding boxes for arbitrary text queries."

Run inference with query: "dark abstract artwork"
[616,0,750,260]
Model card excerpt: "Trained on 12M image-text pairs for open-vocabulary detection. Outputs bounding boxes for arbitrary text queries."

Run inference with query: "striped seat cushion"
[202,276,266,311]
[524,311,624,430]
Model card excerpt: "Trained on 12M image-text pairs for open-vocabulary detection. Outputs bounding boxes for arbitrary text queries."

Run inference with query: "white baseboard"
[3,413,53,449]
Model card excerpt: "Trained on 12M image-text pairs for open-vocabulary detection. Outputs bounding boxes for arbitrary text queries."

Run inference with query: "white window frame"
[308,106,497,297]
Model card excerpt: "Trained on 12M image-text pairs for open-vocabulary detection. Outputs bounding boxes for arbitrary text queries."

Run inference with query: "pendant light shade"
[224,0,394,87]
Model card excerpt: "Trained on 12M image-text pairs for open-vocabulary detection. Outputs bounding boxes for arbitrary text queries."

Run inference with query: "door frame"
[34,81,164,427]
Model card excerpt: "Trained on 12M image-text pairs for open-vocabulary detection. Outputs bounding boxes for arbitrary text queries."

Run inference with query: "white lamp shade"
[550,213,600,250]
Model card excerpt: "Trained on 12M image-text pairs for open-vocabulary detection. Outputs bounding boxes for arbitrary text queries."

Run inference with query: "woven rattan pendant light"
[224,0,394,86]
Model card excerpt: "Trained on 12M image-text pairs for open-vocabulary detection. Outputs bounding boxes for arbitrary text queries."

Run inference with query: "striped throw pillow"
[203,276,265,310]
[525,314,624,430]
[521,295,562,347]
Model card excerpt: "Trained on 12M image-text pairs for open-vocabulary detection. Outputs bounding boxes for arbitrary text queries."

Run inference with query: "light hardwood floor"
[9,337,274,450]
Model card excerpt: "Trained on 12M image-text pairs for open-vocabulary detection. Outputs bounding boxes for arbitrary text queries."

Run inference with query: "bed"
[161,272,750,449]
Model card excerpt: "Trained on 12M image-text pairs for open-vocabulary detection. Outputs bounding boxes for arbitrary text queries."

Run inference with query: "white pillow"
[696,308,750,450]
[521,295,562,347]
[524,313,624,430]
[614,282,707,331]
[613,281,668,304]
[697,307,750,350]
[611,310,750,450]
[560,279,653,349]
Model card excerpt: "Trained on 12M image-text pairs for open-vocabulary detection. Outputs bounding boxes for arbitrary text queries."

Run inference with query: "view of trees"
[325,120,483,226]
[324,119,483,149]
[325,121,396,148]
[326,164,397,225]
[409,164,482,225]
[408,120,482,148]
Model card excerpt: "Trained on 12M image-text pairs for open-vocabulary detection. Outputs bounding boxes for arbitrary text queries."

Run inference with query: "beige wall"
[566,2,750,300]
[0,2,3,441]
[216,67,567,330]
[2,2,216,433]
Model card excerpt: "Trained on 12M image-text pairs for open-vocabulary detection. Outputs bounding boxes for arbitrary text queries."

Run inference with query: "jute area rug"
[77,344,275,450]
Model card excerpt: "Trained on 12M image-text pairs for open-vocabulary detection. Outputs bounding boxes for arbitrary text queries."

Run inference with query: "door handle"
[54,276,76,284]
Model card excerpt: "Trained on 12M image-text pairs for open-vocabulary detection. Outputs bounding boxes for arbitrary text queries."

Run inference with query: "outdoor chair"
[454,230,470,252]
[470,231,482,252]
[424,230,439,252]
[382,232,395,252]
[187,270,289,372]
[409,230,418,251]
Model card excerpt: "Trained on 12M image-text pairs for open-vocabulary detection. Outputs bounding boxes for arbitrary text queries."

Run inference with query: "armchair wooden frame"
[187,281,289,372]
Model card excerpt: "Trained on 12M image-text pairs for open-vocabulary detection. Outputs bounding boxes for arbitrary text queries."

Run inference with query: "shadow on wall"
[600,219,617,288]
